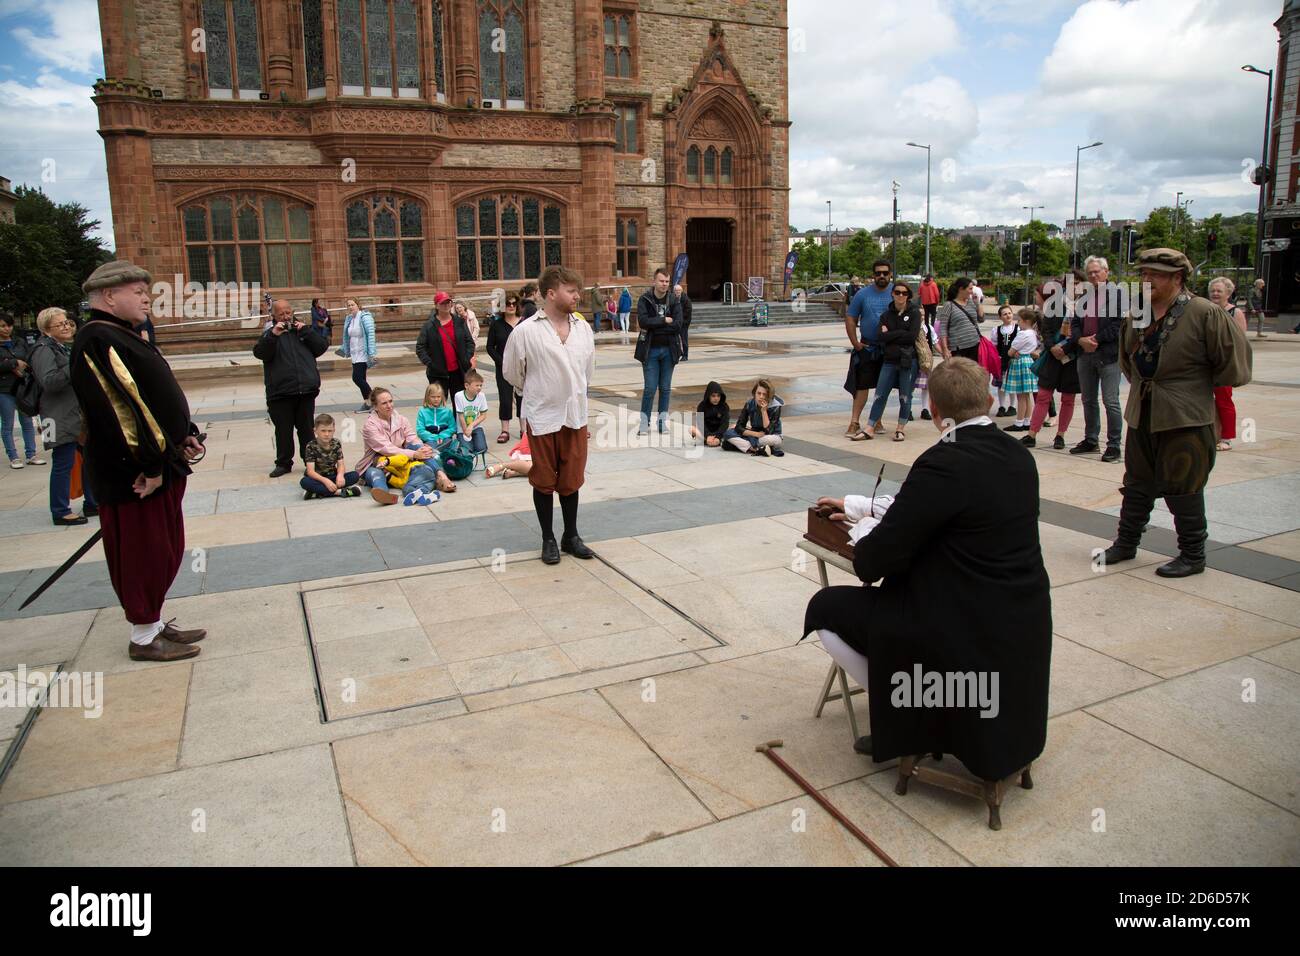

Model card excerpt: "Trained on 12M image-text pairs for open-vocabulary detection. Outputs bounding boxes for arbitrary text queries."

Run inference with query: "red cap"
[434,291,451,305]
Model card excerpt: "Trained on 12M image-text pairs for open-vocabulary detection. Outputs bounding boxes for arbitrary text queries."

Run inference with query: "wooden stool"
[813,662,865,743]
[894,753,1034,830]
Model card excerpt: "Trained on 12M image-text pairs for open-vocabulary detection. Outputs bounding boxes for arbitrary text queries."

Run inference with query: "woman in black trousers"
[486,294,524,441]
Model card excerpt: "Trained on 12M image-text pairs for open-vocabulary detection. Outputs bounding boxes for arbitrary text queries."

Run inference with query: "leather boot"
[1103,487,1155,565]
[1156,493,1207,577]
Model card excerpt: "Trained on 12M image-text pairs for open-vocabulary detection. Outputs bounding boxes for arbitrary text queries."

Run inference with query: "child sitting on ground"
[724,379,784,456]
[416,381,456,454]
[454,369,490,458]
[377,452,441,506]
[689,381,730,446]
[485,432,532,479]
[301,414,361,500]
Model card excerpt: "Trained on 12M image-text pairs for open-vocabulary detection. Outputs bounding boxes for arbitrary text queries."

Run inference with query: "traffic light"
[1206,231,1218,255]
[1230,243,1245,266]
[1126,231,1139,265]
[1028,240,1038,269]
[1019,241,1030,267]
[1110,230,1121,254]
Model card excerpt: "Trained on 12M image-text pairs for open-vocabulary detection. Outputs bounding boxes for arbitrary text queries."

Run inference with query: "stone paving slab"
[0,744,353,865]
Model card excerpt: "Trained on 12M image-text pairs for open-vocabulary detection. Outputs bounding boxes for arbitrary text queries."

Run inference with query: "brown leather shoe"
[128,636,200,662]
[161,620,206,644]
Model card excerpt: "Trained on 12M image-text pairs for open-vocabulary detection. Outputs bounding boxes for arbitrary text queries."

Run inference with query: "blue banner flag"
[783,250,798,298]
[671,253,689,288]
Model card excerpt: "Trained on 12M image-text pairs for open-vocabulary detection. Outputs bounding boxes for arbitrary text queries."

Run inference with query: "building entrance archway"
[686,218,733,301]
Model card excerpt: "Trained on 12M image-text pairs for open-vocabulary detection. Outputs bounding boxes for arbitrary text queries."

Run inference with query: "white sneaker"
[26,456,46,466]
[9,460,23,469]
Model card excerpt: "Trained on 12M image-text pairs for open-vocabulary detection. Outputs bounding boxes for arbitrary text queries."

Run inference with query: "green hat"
[82,259,153,295]
[1133,248,1192,276]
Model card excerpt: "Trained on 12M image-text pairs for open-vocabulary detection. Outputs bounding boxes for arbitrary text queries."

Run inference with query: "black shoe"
[1004,423,1026,432]
[303,491,317,500]
[853,735,873,756]
[1069,441,1099,456]
[1104,487,1155,566]
[771,447,785,457]
[1156,554,1205,577]
[919,409,932,421]
[1020,434,1036,447]
[1101,447,1121,463]
[83,505,99,517]
[561,535,595,559]
[1102,543,1138,565]
[541,538,561,565]
[996,407,1014,418]
[1052,435,1066,450]
[268,465,292,478]
[52,513,88,526]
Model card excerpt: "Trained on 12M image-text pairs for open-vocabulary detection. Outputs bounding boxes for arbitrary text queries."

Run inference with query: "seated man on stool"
[802,358,1052,784]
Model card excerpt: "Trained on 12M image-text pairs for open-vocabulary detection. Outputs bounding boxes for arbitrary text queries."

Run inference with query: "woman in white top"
[454,300,479,350]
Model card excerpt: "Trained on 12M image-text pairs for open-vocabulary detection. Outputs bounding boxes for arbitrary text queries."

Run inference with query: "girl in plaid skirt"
[1003,308,1042,431]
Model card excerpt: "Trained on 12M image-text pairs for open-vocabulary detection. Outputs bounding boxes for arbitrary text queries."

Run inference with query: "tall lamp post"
[826,200,832,281]
[1243,64,1274,300]
[1072,141,1103,267]
[1174,191,1183,238]
[1181,198,1194,246]
[906,141,932,275]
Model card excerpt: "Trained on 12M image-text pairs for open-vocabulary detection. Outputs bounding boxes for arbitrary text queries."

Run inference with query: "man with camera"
[254,299,328,478]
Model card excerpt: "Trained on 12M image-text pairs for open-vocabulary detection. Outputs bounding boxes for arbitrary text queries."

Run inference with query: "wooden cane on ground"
[756,739,900,867]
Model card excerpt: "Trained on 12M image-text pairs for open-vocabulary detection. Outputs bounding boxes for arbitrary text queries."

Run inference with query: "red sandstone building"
[93,0,790,327]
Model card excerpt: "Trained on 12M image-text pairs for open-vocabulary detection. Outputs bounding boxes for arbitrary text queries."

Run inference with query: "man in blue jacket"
[1057,256,1123,462]
[254,299,327,477]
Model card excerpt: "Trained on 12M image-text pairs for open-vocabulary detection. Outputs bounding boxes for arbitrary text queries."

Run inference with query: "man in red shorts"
[71,260,208,661]
[501,265,596,565]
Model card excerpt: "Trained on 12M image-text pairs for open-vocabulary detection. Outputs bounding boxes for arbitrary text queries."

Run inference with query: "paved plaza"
[1,321,1299,866]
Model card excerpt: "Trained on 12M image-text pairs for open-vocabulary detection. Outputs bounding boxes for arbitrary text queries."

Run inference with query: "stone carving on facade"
[327,108,435,134]
[154,165,430,182]
[447,113,579,141]
[150,104,312,135]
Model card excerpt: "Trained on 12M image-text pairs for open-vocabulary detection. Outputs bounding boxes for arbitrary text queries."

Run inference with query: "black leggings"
[351,362,371,400]
[496,371,522,422]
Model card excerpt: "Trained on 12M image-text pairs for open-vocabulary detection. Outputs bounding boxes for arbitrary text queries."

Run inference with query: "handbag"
[633,329,649,362]
[976,336,1002,380]
[440,436,475,480]
[804,505,855,561]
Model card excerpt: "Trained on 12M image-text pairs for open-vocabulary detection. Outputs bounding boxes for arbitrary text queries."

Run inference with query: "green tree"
[790,237,830,285]
[1139,207,1175,252]
[0,222,83,319]
[1019,221,1069,277]
[1079,226,1112,264]
[979,240,1003,279]
[14,186,111,290]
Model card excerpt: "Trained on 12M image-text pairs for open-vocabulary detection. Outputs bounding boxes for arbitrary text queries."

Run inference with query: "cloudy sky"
[0,0,1285,246]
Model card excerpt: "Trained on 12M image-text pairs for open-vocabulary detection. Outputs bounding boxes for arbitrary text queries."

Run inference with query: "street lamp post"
[1243,64,1274,315]
[1181,198,1194,246]
[1072,141,1103,267]
[1174,191,1183,239]
[1023,205,1043,306]
[906,141,932,275]
[826,200,832,281]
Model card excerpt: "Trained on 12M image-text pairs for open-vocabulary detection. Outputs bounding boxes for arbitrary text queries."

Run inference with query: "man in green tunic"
[1103,249,1252,577]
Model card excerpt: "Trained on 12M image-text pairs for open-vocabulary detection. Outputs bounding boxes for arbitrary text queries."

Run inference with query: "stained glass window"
[339,0,435,97]
[367,0,392,90]
[603,11,634,78]
[432,1,447,97]
[202,1,232,91]
[616,214,644,277]
[456,194,562,281]
[182,195,313,289]
[686,146,699,182]
[231,0,262,92]
[394,0,419,93]
[346,195,424,284]
[614,104,638,153]
[703,147,716,184]
[339,0,365,88]
[479,1,527,107]
[203,0,262,96]
[302,0,326,93]
[721,147,733,184]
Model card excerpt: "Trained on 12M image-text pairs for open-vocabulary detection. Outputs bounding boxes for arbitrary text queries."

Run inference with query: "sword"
[19,529,103,610]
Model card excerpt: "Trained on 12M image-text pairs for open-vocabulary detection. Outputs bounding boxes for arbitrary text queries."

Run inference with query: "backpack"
[440,436,475,481]
[13,342,45,416]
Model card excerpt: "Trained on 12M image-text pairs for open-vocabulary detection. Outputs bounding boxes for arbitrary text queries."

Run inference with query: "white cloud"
[4,0,103,74]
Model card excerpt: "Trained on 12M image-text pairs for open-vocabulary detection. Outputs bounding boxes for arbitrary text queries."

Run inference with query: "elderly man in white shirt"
[502,265,596,565]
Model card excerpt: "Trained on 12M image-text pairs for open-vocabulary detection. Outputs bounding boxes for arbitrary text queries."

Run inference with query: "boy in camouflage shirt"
[301,413,361,499]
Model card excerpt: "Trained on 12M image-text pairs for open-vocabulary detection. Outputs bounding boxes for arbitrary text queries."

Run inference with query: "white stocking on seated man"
[801,358,1052,780]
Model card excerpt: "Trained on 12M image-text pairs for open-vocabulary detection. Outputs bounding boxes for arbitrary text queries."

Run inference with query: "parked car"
[804,282,851,303]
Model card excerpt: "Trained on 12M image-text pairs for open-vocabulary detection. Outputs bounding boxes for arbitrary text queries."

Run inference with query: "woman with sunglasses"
[855,281,920,442]
[486,293,525,442]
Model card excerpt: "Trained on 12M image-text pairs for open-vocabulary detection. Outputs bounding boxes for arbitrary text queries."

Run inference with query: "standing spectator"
[854,281,919,442]
[617,285,632,334]
[937,277,982,362]
[636,267,683,435]
[501,265,597,565]
[969,279,985,315]
[137,316,158,348]
[486,292,524,441]
[71,260,207,662]
[918,274,941,327]
[0,312,43,469]
[1019,298,1080,450]
[519,283,540,319]
[1207,277,1249,451]
[1101,249,1251,578]
[454,299,479,349]
[416,291,475,398]
[845,275,864,305]
[674,283,693,359]
[30,308,94,524]
[1061,255,1123,463]
[844,260,894,438]
[310,298,332,343]
[1248,278,1267,336]
[339,298,377,412]
[254,299,327,478]
[604,292,617,332]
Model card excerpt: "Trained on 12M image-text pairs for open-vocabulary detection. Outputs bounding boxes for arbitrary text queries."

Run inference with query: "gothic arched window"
[346,195,425,284]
